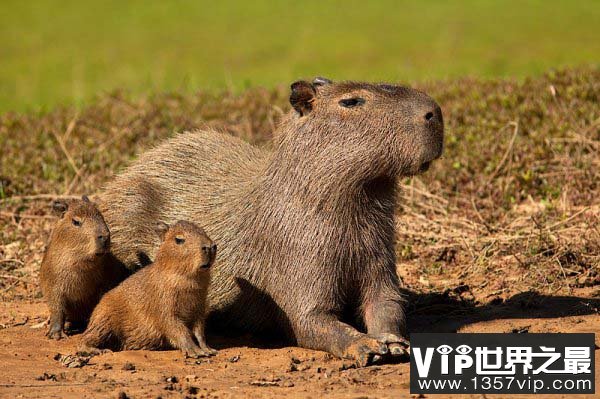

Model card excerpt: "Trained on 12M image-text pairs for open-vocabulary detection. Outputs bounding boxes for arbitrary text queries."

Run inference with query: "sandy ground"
[1,294,598,399]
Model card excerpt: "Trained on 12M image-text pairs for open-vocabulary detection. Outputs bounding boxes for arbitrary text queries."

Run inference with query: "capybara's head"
[51,196,110,257]
[154,220,216,274]
[284,77,444,178]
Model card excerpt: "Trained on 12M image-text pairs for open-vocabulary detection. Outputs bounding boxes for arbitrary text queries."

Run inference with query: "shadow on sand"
[208,283,600,351]
[406,289,600,333]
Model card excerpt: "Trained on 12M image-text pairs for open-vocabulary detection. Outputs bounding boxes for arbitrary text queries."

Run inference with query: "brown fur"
[82,221,217,357]
[98,78,444,366]
[39,196,128,339]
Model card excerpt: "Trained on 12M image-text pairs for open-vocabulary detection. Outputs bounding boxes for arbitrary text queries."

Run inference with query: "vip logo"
[414,344,474,377]
[410,334,594,395]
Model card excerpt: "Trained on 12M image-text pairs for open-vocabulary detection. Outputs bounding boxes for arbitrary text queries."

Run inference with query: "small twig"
[1,279,19,292]
[0,212,55,220]
[13,316,29,326]
[547,207,589,230]
[0,194,82,202]
[485,121,519,186]
[63,165,87,195]
[62,113,79,142]
[50,128,80,175]
[0,274,25,280]
[460,236,476,261]
[30,319,48,329]
[471,198,493,232]
[400,180,449,205]
[513,253,526,267]
[0,259,25,266]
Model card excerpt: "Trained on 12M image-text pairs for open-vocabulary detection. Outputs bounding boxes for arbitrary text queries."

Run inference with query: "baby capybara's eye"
[175,237,185,245]
[72,218,82,227]
[339,98,365,108]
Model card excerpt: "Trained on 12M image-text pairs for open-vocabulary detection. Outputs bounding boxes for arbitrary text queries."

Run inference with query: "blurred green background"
[1,0,598,113]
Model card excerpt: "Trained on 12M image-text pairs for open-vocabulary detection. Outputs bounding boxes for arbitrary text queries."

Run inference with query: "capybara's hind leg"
[294,313,389,367]
[82,319,116,351]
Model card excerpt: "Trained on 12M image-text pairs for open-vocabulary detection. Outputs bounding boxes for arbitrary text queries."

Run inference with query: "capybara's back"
[40,196,127,339]
[99,77,444,365]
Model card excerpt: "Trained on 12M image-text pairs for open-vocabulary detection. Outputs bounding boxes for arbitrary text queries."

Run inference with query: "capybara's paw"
[77,345,112,356]
[370,333,410,359]
[343,336,389,367]
[47,328,66,340]
[183,347,213,359]
[203,347,218,356]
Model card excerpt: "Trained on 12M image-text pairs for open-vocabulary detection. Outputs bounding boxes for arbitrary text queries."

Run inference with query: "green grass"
[1,0,599,112]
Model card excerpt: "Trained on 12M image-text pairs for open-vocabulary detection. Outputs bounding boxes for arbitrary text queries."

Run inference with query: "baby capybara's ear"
[290,80,317,116]
[81,195,90,203]
[154,221,169,242]
[51,200,69,217]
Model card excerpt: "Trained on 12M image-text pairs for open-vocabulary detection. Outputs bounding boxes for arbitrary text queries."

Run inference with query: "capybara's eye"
[339,98,365,108]
[175,237,185,245]
[72,218,82,227]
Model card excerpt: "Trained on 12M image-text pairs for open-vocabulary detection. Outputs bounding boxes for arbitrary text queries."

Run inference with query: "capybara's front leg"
[294,312,390,367]
[362,284,410,358]
[47,306,66,340]
[164,319,210,358]
[192,319,217,356]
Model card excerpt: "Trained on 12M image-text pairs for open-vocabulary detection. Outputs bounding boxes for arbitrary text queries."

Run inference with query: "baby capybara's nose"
[97,234,109,249]
[202,244,217,256]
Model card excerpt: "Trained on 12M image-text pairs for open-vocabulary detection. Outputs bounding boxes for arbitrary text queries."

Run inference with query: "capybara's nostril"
[211,244,217,253]
[202,245,211,254]
[98,235,108,245]
[424,111,434,121]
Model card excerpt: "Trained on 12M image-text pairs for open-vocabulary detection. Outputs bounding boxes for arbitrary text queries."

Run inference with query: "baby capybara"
[82,221,217,357]
[40,196,128,339]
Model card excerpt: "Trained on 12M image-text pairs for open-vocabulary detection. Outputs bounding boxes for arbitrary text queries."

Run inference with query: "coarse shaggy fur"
[83,220,217,357]
[97,78,444,365]
[40,197,128,339]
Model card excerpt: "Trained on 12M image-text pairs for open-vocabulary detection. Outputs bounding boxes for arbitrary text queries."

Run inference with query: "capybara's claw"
[204,347,218,356]
[370,333,410,359]
[77,345,112,356]
[183,347,212,359]
[343,336,389,367]
[47,328,66,340]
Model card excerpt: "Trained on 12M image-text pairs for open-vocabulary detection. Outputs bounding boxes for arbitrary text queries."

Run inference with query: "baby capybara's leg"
[47,305,66,340]
[293,313,390,367]
[193,319,217,356]
[163,318,210,358]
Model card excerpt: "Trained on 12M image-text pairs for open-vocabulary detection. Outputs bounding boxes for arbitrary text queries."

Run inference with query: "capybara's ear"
[312,76,332,87]
[290,80,317,116]
[154,221,169,241]
[81,195,90,203]
[52,200,69,217]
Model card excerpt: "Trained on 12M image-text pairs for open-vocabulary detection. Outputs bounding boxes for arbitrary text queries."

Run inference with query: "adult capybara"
[82,221,217,357]
[40,196,128,339]
[98,77,444,366]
